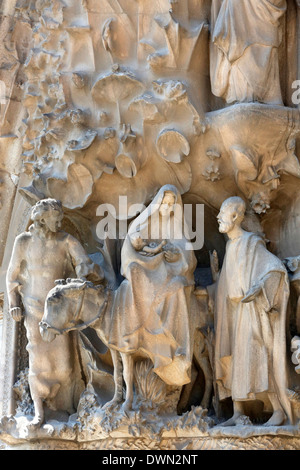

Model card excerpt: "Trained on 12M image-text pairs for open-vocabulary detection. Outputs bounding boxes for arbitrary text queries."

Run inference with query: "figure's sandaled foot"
[264,410,286,427]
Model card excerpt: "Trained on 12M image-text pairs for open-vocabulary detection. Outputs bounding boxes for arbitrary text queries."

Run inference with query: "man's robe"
[214,231,292,422]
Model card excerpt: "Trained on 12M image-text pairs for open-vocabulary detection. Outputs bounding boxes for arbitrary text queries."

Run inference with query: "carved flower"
[250,192,271,214]
[202,163,221,182]
[206,148,221,160]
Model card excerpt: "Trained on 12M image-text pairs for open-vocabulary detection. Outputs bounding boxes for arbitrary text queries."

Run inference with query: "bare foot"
[27,415,43,430]
[264,410,286,427]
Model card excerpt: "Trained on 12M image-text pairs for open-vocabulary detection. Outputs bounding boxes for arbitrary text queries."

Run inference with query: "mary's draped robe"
[103,185,197,387]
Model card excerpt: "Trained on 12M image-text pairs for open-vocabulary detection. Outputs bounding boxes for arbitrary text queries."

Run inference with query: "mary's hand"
[164,250,180,263]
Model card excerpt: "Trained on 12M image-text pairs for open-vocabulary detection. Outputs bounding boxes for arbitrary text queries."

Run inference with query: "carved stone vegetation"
[0,0,300,451]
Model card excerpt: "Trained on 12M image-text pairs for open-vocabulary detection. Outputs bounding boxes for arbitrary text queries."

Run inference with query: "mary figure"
[107,184,197,387]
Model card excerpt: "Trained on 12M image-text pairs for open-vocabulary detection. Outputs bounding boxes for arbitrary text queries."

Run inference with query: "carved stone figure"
[285,257,300,375]
[210,0,287,104]
[41,278,214,416]
[214,196,293,426]
[6,199,103,427]
[285,256,300,333]
[40,186,214,414]
[107,185,197,403]
[1,0,300,451]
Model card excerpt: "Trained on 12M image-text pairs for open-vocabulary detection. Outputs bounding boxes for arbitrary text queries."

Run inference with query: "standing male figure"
[214,196,292,426]
[210,0,287,104]
[6,198,103,427]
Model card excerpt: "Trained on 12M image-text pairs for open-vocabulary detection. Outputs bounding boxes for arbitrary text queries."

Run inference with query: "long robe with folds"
[215,231,292,422]
[210,0,287,104]
[103,185,197,387]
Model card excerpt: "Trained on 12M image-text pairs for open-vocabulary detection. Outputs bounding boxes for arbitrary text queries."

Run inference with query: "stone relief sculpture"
[210,0,287,104]
[285,257,300,376]
[107,185,197,393]
[40,186,213,416]
[285,256,300,333]
[0,0,300,451]
[214,197,293,426]
[6,199,103,428]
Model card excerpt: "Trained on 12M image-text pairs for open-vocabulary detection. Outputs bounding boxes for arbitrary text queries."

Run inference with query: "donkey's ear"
[77,280,87,290]
[66,278,86,285]
[63,280,87,298]
[55,279,66,285]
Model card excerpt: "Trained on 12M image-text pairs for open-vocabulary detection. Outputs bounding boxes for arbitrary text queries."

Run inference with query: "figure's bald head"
[217,197,246,234]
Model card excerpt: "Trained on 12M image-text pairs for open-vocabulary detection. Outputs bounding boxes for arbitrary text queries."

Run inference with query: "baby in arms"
[131,235,167,256]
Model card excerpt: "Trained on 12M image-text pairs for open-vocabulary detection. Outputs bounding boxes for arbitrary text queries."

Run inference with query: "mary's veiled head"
[158,190,177,219]
[128,185,185,241]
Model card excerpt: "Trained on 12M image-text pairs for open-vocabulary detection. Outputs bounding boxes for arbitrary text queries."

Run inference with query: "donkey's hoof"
[121,401,133,415]
[102,398,123,411]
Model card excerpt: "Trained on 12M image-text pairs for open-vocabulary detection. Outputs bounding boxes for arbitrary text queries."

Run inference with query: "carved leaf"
[230,146,258,181]
[47,163,94,209]
[115,153,139,178]
[128,95,162,123]
[156,129,190,163]
[66,129,97,151]
[92,71,144,105]
[134,359,167,409]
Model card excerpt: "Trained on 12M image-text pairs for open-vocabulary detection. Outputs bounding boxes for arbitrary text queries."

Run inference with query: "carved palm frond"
[134,359,167,408]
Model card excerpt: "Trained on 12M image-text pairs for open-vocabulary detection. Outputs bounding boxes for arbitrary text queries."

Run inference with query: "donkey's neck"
[79,286,107,327]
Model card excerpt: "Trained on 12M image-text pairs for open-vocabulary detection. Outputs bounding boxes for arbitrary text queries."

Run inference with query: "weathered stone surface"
[0,0,300,451]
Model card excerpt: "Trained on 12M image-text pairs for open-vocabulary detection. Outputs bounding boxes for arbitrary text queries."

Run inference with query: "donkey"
[40,278,213,413]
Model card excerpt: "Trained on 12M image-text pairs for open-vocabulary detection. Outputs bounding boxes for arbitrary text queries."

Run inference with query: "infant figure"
[131,235,167,256]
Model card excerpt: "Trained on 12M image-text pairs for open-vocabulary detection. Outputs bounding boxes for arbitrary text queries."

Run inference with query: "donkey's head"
[39,278,90,342]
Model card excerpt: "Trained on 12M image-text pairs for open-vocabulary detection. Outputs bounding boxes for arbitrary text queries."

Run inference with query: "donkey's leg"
[193,331,213,410]
[27,394,44,429]
[198,354,213,410]
[102,349,123,409]
[120,353,134,413]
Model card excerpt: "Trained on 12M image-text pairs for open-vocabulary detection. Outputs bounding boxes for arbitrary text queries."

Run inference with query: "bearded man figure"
[6,198,103,428]
[214,196,293,426]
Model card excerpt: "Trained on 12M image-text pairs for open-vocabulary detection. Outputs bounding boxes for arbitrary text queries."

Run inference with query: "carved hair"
[31,198,63,222]
[47,279,95,303]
